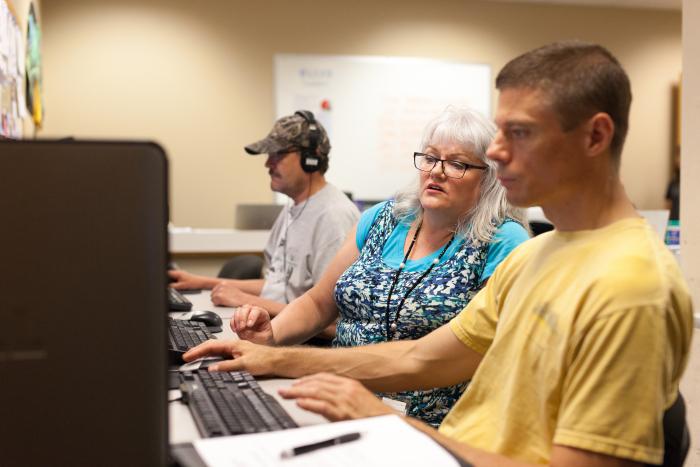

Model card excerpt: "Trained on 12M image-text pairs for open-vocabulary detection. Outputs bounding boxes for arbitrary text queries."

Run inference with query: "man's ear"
[585,112,615,158]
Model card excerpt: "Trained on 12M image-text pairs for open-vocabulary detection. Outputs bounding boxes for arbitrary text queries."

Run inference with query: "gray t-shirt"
[260,183,359,303]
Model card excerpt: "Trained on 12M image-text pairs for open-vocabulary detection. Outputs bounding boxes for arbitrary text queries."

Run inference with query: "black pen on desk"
[280,432,362,459]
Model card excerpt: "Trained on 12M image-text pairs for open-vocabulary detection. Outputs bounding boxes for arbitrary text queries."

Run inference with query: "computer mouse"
[189,310,223,332]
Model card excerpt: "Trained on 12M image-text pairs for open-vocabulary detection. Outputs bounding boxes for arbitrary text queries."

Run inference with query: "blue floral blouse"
[333,200,528,426]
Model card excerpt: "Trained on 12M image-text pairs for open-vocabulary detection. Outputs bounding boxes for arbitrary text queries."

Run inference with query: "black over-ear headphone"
[294,110,322,173]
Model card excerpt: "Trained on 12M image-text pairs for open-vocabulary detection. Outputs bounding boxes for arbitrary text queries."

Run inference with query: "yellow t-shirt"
[439,218,694,464]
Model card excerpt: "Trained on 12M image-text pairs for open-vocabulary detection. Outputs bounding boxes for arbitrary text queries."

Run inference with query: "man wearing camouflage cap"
[170,111,359,335]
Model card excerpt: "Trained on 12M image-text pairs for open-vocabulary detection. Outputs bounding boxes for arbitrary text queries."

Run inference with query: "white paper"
[17,75,26,118]
[7,19,15,74]
[193,415,459,467]
[0,3,8,59]
[168,225,194,233]
[15,20,23,76]
[381,396,407,414]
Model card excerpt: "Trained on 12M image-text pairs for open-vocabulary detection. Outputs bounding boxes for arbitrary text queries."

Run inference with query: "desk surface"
[169,291,326,444]
[170,228,269,257]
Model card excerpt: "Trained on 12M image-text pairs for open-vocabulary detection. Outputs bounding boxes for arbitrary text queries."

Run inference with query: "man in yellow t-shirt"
[184,41,694,466]
[440,217,692,464]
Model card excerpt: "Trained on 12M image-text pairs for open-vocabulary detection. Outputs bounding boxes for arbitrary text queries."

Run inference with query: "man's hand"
[211,282,252,307]
[182,339,279,375]
[169,269,211,290]
[278,373,395,421]
[231,304,275,345]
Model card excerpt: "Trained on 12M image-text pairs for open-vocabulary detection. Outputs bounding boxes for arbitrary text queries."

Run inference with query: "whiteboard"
[274,54,491,201]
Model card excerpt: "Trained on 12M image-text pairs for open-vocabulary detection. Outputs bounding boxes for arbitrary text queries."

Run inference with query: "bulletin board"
[0,0,25,138]
[274,54,491,201]
[25,2,42,129]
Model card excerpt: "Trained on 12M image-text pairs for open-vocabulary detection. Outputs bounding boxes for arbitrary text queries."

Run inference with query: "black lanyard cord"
[384,223,455,340]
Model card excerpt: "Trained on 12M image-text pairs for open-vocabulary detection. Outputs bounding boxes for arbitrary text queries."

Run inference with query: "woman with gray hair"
[189,106,529,426]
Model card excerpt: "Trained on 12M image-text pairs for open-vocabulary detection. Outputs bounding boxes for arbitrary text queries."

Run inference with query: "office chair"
[645,392,690,467]
[217,255,264,280]
[529,221,554,236]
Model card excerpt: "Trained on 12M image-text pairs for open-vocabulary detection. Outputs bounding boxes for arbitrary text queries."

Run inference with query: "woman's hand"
[230,304,275,345]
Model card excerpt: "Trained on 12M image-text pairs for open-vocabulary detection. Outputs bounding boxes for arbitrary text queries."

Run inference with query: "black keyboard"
[168,287,193,311]
[179,369,298,437]
[168,317,216,364]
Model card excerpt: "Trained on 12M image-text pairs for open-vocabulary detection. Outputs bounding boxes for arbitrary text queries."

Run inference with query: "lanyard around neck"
[384,222,455,340]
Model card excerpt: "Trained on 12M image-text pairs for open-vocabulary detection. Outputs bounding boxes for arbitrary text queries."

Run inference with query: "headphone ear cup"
[294,110,322,173]
[300,152,321,173]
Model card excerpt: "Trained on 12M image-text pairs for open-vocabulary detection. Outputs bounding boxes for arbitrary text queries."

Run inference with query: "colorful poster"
[0,0,23,138]
[25,2,43,128]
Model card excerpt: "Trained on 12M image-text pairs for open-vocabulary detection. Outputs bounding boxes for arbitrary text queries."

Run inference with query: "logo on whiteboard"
[299,68,333,85]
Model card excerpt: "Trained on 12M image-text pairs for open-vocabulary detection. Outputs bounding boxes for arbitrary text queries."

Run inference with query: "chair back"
[645,392,690,467]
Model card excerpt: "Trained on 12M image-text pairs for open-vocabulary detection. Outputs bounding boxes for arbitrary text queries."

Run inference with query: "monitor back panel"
[235,203,284,230]
[0,141,169,467]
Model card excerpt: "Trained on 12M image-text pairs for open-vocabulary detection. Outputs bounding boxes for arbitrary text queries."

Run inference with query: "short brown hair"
[496,41,632,161]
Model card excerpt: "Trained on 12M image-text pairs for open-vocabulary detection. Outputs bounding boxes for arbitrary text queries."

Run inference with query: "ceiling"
[482,0,681,10]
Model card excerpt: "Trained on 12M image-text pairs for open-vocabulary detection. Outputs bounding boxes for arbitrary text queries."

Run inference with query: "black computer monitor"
[0,140,169,467]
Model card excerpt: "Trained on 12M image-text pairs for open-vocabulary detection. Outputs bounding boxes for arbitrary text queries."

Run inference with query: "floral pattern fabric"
[333,200,491,426]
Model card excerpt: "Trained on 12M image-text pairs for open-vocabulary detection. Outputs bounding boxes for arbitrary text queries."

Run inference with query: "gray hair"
[393,106,529,244]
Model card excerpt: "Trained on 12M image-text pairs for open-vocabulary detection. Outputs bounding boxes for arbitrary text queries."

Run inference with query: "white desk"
[169,228,270,277]
[170,228,269,257]
[169,291,326,444]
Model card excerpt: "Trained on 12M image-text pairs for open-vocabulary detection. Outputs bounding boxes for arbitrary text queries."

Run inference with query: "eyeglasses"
[413,152,488,179]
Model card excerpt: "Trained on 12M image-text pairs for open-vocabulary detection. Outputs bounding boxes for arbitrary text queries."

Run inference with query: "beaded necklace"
[384,222,455,340]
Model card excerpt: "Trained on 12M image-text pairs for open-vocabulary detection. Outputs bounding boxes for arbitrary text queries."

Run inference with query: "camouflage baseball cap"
[244,112,331,157]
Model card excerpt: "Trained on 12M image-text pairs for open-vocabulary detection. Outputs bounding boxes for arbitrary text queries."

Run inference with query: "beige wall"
[8,0,38,28]
[682,1,700,312]
[680,3,699,459]
[40,0,680,228]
